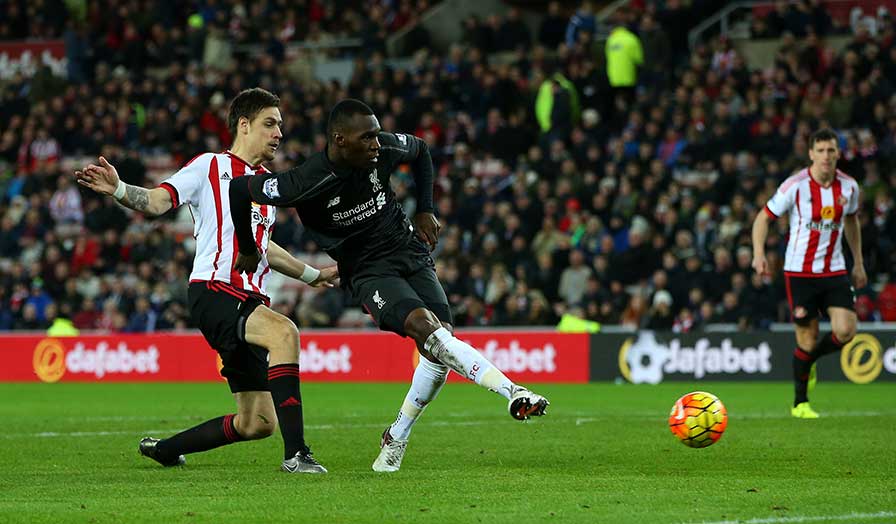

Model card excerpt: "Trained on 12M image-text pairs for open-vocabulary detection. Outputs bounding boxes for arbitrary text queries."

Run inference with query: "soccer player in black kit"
[230,99,549,472]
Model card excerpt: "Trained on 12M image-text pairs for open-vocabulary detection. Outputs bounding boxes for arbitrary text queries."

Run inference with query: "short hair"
[227,88,280,136]
[327,98,374,137]
[809,128,838,148]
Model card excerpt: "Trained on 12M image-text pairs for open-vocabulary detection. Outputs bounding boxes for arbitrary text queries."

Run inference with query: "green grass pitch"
[1,382,893,523]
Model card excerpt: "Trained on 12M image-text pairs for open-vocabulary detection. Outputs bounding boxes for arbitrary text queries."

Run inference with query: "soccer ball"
[668,391,728,448]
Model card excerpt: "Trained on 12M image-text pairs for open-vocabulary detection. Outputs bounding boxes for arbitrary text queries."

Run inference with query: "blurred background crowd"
[1,0,895,333]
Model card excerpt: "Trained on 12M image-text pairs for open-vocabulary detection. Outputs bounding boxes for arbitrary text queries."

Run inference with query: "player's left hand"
[852,263,868,289]
[310,265,339,288]
[234,250,261,274]
[414,212,440,251]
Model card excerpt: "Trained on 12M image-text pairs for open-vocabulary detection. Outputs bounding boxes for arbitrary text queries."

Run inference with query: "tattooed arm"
[75,156,173,216]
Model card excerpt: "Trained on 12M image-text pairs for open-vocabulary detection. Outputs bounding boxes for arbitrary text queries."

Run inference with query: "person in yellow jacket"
[557,308,601,333]
[46,304,80,336]
[535,70,580,138]
[605,13,643,107]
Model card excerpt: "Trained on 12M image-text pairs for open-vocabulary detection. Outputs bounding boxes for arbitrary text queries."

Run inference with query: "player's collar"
[224,150,263,170]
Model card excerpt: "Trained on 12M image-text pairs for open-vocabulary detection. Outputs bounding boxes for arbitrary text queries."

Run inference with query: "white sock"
[424,327,519,400]
[389,357,448,440]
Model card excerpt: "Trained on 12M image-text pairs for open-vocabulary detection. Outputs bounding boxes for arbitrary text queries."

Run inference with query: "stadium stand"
[0,0,894,333]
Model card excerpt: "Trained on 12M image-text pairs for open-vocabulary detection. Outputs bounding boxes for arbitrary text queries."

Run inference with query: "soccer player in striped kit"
[75,88,336,472]
[751,128,867,418]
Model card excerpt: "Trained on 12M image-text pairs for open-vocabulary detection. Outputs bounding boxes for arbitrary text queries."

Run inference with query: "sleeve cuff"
[159,183,179,208]
[764,205,778,219]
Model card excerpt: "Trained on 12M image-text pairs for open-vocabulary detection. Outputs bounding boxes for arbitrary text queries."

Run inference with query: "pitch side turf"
[1,382,893,524]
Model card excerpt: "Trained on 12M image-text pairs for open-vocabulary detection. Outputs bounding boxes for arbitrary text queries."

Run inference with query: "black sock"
[793,347,813,406]
[268,363,306,459]
[156,414,243,461]
[812,333,845,360]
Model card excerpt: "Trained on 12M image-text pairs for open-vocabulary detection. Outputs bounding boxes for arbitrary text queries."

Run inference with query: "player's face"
[247,107,283,163]
[341,114,381,170]
[808,139,839,177]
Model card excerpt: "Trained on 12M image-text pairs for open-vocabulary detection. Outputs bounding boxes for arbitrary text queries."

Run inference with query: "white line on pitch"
[684,510,896,524]
[7,410,892,438]
[1,419,524,439]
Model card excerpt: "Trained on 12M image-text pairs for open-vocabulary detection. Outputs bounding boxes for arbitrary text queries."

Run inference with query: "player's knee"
[404,308,442,343]
[270,317,300,357]
[237,415,276,440]
[833,326,856,345]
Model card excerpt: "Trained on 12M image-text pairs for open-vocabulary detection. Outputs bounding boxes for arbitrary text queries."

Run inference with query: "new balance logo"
[279,397,301,408]
[220,172,231,180]
[373,290,386,309]
[327,196,341,208]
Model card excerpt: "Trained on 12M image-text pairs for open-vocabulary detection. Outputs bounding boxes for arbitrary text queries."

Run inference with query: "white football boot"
[508,388,550,420]
[372,427,408,472]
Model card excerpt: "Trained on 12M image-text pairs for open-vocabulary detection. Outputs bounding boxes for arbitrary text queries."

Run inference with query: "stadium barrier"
[591,330,896,384]
[6,329,893,384]
[0,330,590,384]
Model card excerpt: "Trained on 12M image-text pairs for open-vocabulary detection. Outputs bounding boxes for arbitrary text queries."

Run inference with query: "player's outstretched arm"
[75,156,173,216]
[266,241,339,288]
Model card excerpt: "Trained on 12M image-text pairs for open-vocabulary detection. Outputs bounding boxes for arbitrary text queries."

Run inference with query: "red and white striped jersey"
[764,168,859,276]
[159,151,277,297]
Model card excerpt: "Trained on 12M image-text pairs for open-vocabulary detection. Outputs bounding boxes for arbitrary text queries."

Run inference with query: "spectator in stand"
[539,2,568,49]
[565,1,598,47]
[645,290,675,330]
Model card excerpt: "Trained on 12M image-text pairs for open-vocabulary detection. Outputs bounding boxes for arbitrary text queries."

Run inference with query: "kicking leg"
[405,308,549,420]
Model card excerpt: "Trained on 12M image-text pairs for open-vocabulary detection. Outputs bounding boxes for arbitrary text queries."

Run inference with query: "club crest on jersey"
[263,178,280,199]
[821,206,835,220]
[370,169,382,192]
[396,133,408,145]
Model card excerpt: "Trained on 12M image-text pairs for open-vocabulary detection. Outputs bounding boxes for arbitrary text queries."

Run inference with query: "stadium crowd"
[1,0,895,333]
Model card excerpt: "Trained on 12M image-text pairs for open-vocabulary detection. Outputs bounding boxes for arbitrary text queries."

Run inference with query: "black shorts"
[349,239,452,337]
[785,273,855,324]
[188,281,270,393]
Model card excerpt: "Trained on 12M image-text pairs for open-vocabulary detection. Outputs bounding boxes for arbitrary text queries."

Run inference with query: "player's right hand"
[751,255,769,276]
[310,265,339,288]
[74,156,120,195]
[234,250,261,273]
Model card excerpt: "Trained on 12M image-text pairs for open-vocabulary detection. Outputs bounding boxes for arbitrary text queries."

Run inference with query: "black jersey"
[229,132,434,277]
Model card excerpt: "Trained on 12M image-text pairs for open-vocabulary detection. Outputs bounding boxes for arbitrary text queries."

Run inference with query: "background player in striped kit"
[751,128,867,418]
[75,88,337,472]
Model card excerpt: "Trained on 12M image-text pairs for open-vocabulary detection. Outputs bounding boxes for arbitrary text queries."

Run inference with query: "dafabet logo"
[32,339,161,383]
